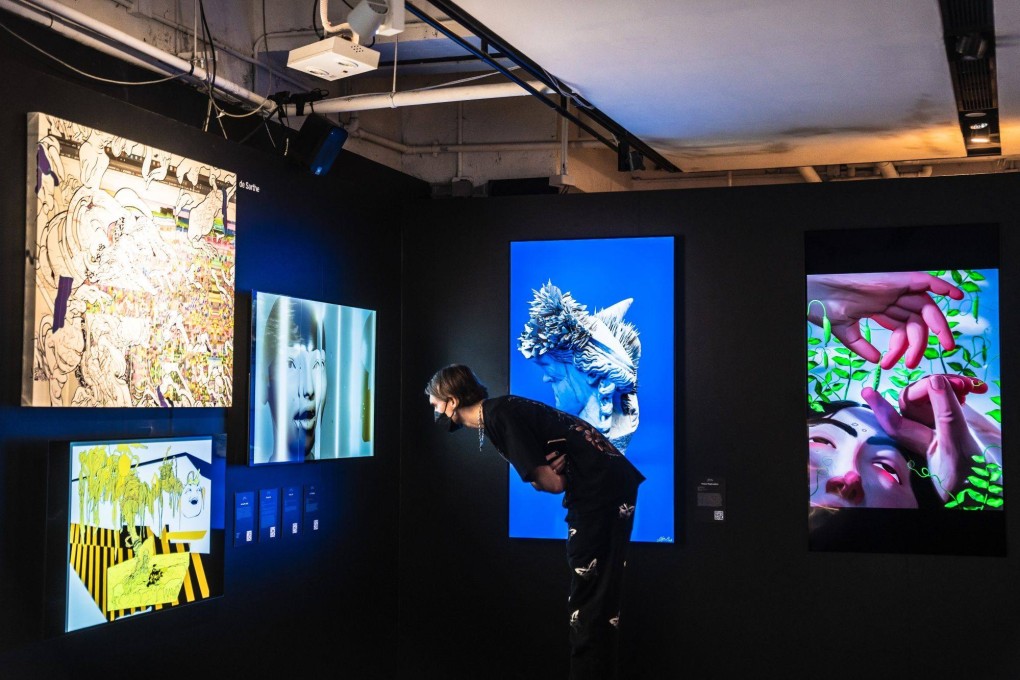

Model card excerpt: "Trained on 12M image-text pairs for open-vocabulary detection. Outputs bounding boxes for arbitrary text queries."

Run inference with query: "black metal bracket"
[405,1,681,173]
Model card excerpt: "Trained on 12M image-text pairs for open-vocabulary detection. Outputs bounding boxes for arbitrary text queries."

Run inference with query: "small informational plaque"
[234,491,256,546]
[283,485,302,537]
[696,476,726,522]
[259,488,280,541]
[304,485,320,532]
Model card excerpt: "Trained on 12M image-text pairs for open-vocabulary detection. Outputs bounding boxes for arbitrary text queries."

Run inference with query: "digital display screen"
[509,236,676,543]
[249,291,376,464]
[806,263,1003,554]
[63,435,225,632]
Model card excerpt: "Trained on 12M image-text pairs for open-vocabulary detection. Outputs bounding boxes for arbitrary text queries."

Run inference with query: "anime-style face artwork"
[808,406,919,509]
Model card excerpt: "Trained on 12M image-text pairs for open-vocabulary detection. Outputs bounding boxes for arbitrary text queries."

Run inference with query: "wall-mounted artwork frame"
[805,224,1004,556]
[509,236,676,543]
[249,291,376,464]
[45,435,226,634]
[24,112,236,407]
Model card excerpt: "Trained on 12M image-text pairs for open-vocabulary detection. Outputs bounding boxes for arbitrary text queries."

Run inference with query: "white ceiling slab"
[452,0,972,171]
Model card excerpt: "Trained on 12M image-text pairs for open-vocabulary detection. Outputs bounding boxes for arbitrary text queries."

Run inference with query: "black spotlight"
[955,32,988,61]
[616,139,645,172]
[290,113,349,176]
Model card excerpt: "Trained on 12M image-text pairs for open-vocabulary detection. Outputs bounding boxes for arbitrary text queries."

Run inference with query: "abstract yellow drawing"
[67,436,217,632]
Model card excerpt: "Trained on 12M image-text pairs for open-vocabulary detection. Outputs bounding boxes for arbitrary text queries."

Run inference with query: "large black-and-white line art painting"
[24,112,237,407]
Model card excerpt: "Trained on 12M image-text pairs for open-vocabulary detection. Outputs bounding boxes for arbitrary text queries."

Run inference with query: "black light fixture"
[955,32,988,60]
[616,140,645,173]
[969,120,991,143]
[938,0,999,156]
[290,113,349,176]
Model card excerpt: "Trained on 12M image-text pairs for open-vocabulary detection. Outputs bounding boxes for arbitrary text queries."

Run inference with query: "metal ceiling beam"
[405,1,681,173]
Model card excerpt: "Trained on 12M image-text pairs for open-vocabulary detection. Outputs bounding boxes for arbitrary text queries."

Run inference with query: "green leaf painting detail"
[807,269,1002,511]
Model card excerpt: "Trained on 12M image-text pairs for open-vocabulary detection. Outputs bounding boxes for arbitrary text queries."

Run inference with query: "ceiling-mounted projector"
[287,37,380,80]
[287,0,402,81]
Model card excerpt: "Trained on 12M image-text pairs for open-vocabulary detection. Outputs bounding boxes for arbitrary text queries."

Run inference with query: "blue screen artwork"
[249,292,376,464]
[509,236,675,543]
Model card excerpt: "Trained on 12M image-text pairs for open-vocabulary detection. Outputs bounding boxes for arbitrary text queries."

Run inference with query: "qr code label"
[713,510,725,521]
[269,526,276,538]
[245,530,253,541]
[292,522,299,534]
[313,519,319,530]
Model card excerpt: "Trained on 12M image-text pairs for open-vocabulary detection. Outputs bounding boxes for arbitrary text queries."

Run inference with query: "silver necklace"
[478,401,485,451]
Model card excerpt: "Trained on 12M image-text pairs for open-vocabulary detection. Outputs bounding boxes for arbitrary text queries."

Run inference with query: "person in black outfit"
[426,364,645,680]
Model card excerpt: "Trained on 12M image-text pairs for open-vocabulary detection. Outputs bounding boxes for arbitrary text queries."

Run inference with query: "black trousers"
[565,495,637,680]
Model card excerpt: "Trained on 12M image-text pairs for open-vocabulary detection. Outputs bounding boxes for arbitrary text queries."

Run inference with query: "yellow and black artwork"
[66,436,223,631]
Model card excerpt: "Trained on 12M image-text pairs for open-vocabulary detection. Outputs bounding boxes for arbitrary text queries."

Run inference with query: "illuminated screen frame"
[248,291,377,465]
[805,225,1004,556]
[509,236,676,543]
[45,435,226,635]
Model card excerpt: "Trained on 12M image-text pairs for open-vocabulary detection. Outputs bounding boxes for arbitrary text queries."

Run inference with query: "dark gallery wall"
[0,15,426,679]
[399,174,1020,679]
[5,10,1020,680]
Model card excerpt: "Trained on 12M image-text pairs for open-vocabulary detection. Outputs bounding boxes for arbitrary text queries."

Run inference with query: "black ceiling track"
[404,1,681,173]
[939,0,1000,156]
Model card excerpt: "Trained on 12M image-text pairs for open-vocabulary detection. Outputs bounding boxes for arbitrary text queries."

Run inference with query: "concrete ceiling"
[8,0,1016,188]
[445,0,1018,172]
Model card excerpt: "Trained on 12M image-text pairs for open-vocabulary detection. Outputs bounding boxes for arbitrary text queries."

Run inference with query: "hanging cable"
[413,67,520,92]
[0,18,192,85]
[193,0,198,69]
[335,65,520,104]
[541,66,593,110]
[312,0,324,39]
[190,0,277,128]
[199,0,272,134]
[391,38,398,94]
[5,0,278,132]
[198,0,214,132]
[250,0,269,90]
[198,0,224,136]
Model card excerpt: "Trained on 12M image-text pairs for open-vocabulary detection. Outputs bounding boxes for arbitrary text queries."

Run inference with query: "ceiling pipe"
[6,0,271,107]
[875,161,899,178]
[633,157,992,186]
[5,0,564,130]
[130,4,310,91]
[284,80,552,116]
[797,166,823,183]
[7,0,1004,187]
[348,127,603,155]
[1,0,178,77]
[631,173,807,190]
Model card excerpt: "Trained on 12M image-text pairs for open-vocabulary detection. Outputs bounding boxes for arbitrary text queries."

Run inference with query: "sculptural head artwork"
[517,281,641,452]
